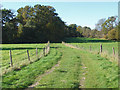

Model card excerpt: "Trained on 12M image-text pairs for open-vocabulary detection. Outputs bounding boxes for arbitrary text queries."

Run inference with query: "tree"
[90,29,97,38]
[82,26,91,37]
[2,8,15,26]
[94,16,118,39]
[68,24,77,37]
[95,18,106,31]
[114,22,120,40]
[101,16,118,35]
[77,26,83,34]
[2,9,18,43]
[108,29,116,40]
[16,4,66,43]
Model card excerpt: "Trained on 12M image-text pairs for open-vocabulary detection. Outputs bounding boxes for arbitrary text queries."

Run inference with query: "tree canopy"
[1,4,119,44]
[2,5,67,43]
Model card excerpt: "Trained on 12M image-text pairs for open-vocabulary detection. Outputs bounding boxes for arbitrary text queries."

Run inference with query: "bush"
[104,35,108,39]
[108,29,116,40]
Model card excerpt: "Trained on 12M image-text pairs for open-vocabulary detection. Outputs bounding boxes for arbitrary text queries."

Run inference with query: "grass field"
[2,47,62,88]
[1,37,119,88]
[71,43,118,62]
[1,44,47,75]
[64,37,118,62]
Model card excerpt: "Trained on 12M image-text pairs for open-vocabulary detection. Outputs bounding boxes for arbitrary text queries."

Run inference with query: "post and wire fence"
[9,41,50,67]
[62,41,116,58]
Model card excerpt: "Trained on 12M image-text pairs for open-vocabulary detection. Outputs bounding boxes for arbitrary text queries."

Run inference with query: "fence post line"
[36,48,38,58]
[27,50,30,62]
[47,45,48,54]
[47,46,49,53]
[45,46,47,55]
[48,44,50,53]
[46,46,47,54]
[46,45,48,54]
[9,50,13,67]
[113,47,115,56]
[100,44,102,54]
[43,48,45,56]
[48,41,50,44]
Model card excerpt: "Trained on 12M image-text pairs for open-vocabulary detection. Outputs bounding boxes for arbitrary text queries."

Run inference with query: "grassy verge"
[69,42,118,63]
[2,48,62,88]
[79,50,118,88]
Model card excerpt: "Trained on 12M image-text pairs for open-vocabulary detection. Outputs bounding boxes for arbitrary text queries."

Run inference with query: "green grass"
[2,43,46,49]
[63,37,118,88]
[1,44,46,75]
[64,37,118,62]
[35,43,118,88]
[79,50,118,88]
[64,37,116,43]
[71,42,118,62]
[1,37,119,88]
[36,45,82,88]
[2,48,62,88]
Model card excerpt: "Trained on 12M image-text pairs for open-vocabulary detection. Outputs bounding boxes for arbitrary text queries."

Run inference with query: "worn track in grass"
[27,60,61,89]
[62,43,118,88]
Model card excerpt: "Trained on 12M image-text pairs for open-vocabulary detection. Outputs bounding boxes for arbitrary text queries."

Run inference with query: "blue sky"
[1,2,118,29]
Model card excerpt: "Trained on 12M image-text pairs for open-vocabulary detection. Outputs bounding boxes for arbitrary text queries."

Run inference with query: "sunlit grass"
[70,42,118,63]
[1,44,46,75]
[2,48,62,88]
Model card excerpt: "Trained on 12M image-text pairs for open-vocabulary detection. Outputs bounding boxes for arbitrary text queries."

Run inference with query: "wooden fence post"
[100,44,102,54]
[48,45,50,53]
[9,50,13,67]
[36,48,38,58]
[48,43,49,47]
[48,41,50,44]
[27,50,30,62]
[43,48,45,56]
[47,45,49,54]
[113,47,115,56]
[46,46,47,54]
[45,46,47,55]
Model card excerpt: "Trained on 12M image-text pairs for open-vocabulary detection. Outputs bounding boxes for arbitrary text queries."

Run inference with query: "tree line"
[1,4,119,43]
[75,16,119,40]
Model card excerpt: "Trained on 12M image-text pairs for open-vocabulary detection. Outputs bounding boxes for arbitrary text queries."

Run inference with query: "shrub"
[104,35,108,39]
[108,29,116,40]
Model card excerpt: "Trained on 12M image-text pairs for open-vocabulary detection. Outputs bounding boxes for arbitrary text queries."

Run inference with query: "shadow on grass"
[63,37,116,43]
[1,47,43,50]
[1,46,62,50]
[50,46,62,49]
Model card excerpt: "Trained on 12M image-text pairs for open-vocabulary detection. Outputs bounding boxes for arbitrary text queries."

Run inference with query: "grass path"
[77,50,118,88]
[63,43,118,88]
[35,45,82,88]
[35,43,118,88]
[79,63,87,88]
[28,60,61,88]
